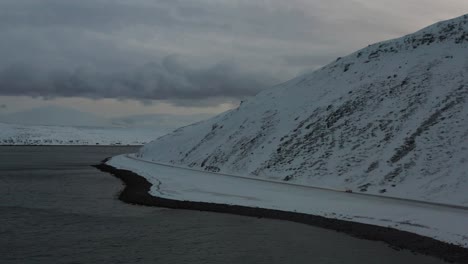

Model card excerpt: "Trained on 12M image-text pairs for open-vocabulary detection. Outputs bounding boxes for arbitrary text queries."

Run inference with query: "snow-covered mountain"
[0,122,161,145]
[137,15,468,205]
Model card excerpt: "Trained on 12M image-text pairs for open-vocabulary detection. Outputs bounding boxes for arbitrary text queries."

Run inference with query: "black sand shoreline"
[94,159,468,264]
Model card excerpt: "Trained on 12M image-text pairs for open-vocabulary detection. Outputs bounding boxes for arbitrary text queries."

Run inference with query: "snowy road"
[108,154,468,248]
[125,154,468,211]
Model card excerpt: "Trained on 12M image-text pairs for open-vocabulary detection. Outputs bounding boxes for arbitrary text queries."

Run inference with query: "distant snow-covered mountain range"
[136,15,468,205]
[0,122,159,146]
[0,106,213,145]
[0,105,213,129]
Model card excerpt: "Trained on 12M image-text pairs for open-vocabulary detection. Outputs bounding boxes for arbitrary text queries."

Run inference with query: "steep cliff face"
[139,15,468,205]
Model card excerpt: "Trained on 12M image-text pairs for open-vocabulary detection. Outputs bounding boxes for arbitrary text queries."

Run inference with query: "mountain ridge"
[138,15,468,206]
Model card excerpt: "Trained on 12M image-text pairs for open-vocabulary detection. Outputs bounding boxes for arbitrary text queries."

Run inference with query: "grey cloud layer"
[0,0,466,105]
[0,57,275,101]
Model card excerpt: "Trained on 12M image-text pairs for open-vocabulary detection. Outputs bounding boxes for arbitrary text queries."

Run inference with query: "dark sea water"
[0,146,447,263]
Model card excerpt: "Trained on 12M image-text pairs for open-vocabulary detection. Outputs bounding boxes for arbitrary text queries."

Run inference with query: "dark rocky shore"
[94,159,468,264]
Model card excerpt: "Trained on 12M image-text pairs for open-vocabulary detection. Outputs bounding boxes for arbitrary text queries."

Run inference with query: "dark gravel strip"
[94,159,468,264]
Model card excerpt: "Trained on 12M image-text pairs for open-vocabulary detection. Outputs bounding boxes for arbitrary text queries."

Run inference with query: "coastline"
[94,159,468,264]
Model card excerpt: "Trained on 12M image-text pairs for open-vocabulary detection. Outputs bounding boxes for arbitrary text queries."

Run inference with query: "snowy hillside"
[137,15,468,206]
[0,122,161,146]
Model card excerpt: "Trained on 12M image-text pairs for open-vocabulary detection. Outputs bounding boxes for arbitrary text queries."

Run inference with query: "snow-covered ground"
[136,15,468,206]
[0,122,163,145]
[108,154,468,248]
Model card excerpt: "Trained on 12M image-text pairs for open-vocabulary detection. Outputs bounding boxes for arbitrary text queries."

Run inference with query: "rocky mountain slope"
[138,15,468,205]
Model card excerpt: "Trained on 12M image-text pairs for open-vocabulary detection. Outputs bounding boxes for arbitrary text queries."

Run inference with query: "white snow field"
[108,154,468,248]
[0,122,162,146]
[134,15,468,206]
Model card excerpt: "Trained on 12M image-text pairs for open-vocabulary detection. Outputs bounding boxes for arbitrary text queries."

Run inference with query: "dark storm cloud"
[0,0,227,33]
[0,56,276,101]
[0,0,306,103]
[0,0,467,105]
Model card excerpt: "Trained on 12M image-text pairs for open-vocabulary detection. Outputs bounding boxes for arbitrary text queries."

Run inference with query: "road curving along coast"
[95,158,468,264]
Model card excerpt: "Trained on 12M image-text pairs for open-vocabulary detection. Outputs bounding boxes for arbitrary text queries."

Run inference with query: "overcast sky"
[0,0,467,118]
